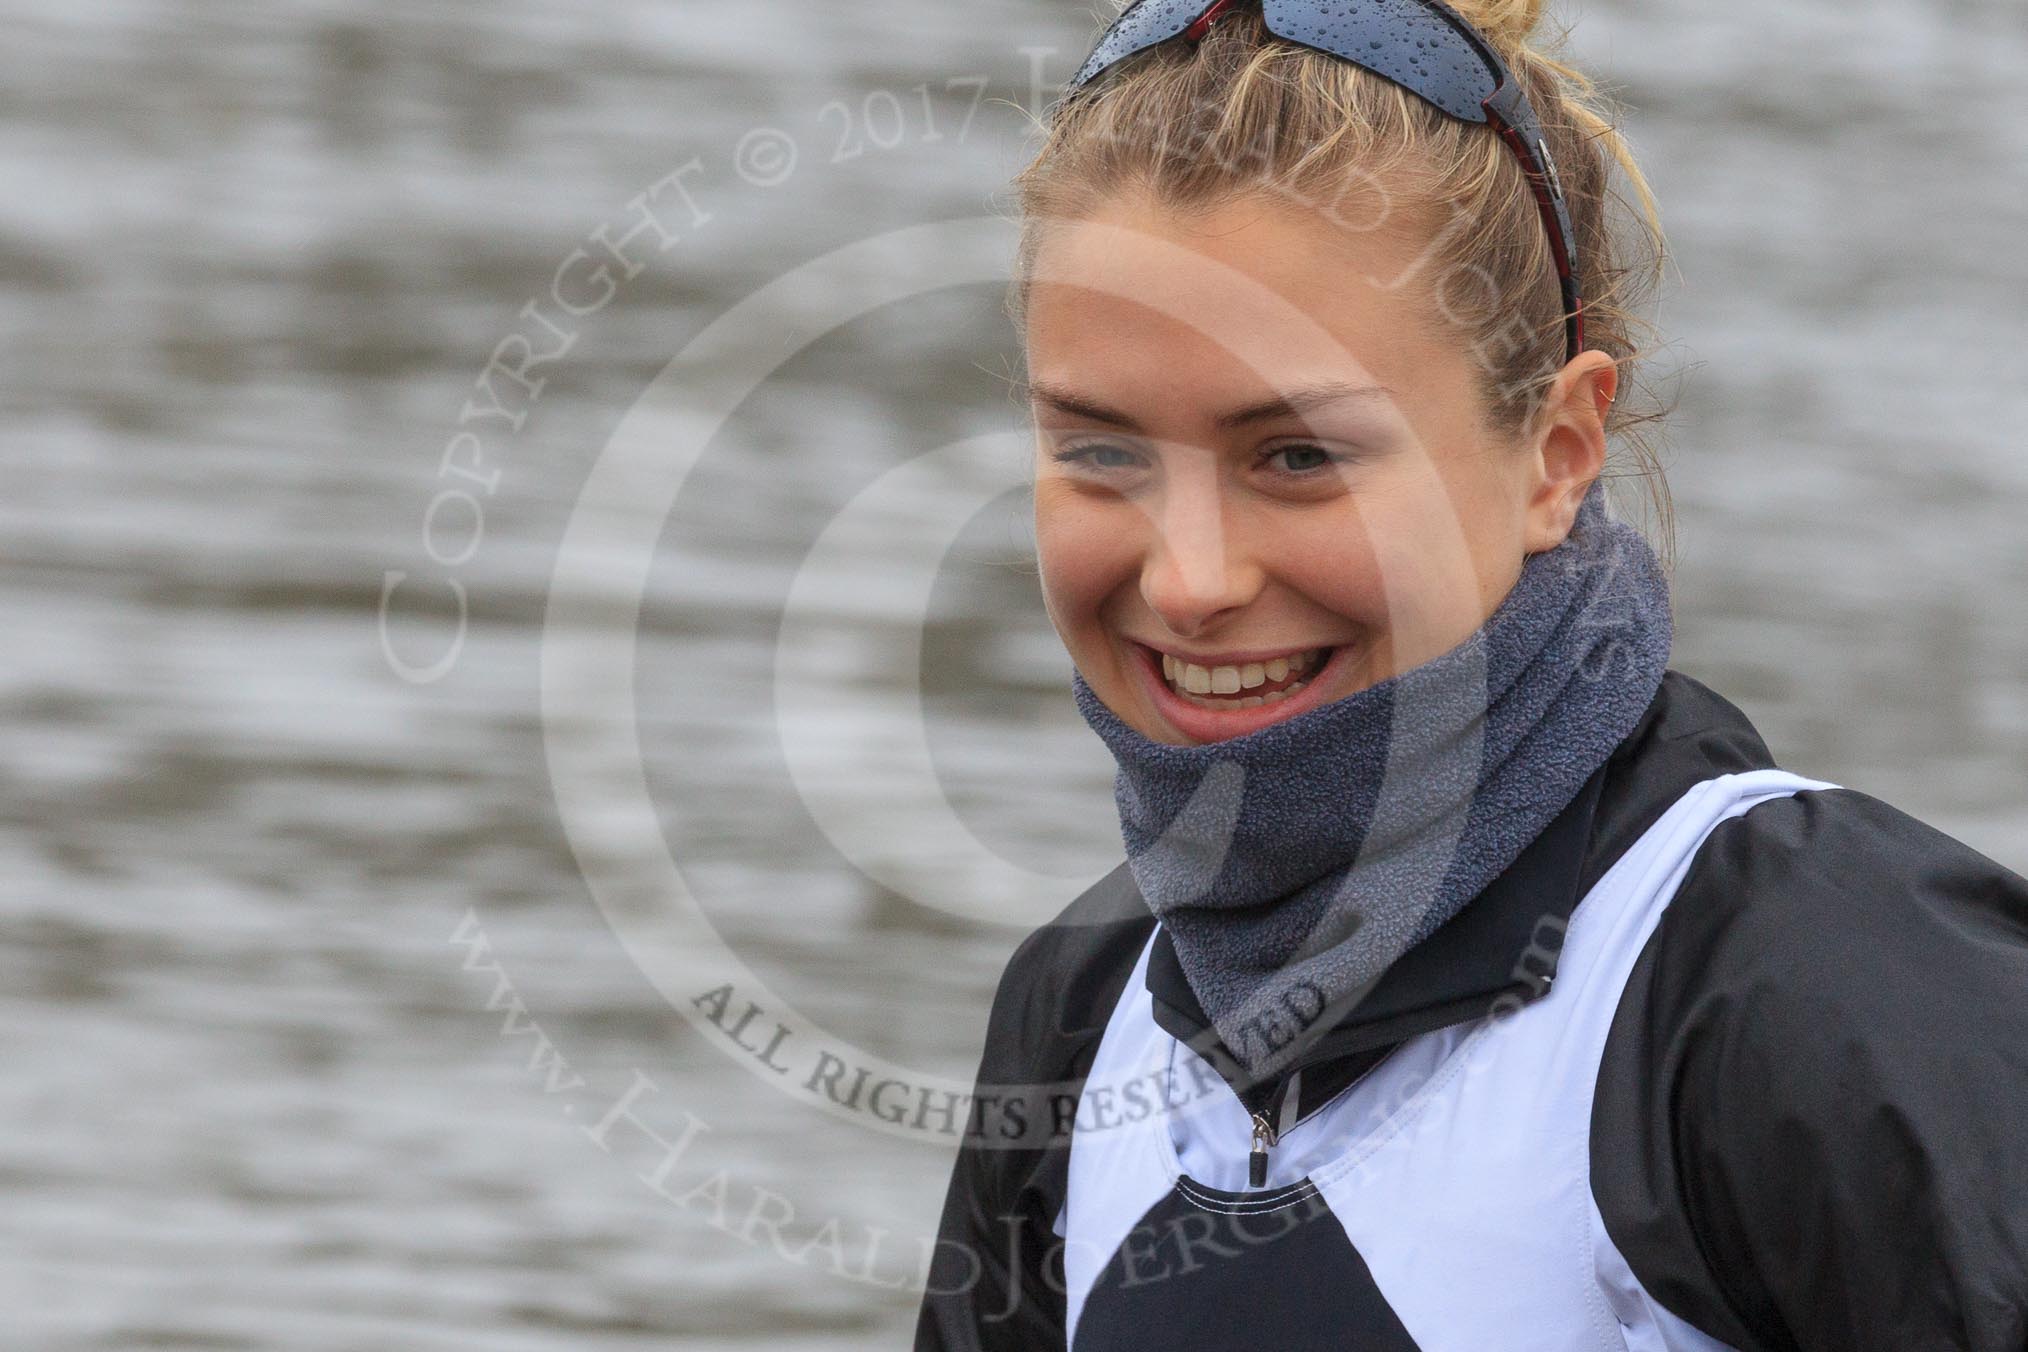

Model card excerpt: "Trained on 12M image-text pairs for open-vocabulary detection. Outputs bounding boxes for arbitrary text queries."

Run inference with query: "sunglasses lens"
[1070,0,1218,88]
[1263,0,1496,121]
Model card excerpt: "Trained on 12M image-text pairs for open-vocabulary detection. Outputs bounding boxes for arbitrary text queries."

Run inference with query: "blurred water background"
[2,0,2023,1346]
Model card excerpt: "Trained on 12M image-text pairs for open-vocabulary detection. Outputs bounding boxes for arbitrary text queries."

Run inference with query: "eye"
[1261,442,1354,476]
[1048,440,1145,473]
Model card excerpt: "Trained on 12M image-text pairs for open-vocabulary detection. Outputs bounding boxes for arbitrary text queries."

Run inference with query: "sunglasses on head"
[1066,0,1585,366]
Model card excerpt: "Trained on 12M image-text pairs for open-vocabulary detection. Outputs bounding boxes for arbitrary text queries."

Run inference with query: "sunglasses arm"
[1482,80,1586,362]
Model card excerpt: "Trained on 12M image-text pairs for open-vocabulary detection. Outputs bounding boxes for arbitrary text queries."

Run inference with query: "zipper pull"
[1246,1070,1301,1189]
[1248,1110,1277,1188]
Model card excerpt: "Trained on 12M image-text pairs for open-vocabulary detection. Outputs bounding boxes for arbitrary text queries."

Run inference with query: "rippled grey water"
[3,0,2023,1345]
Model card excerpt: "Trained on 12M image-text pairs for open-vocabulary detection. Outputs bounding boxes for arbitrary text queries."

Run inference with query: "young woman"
[917,2,2028,1348]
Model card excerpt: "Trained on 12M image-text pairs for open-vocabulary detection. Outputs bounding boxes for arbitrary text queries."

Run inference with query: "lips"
[1128,640,1353,742]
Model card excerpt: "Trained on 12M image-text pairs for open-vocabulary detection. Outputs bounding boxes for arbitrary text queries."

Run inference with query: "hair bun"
[1441,0,1546,51]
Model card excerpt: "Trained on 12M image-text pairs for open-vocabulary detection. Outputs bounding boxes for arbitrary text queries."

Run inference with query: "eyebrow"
[1024,377,1397,432]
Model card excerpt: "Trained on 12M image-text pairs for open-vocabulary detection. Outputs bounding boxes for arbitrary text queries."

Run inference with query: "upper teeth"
[1161,647,1325,695]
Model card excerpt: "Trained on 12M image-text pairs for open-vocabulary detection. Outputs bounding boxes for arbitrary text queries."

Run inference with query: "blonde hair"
[1008,0,1678,569]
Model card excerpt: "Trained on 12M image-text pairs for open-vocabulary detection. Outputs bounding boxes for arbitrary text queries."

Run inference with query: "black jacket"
[914,669,2028,1350]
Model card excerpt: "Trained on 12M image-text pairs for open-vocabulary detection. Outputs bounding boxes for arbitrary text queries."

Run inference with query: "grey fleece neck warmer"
[1069,481,1673,1080]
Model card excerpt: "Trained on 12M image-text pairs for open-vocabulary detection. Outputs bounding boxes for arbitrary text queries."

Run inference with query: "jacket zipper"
[1247,1105,1281,1187]
[1246,1070,1300,1188]
[1244,1047,1399,1189]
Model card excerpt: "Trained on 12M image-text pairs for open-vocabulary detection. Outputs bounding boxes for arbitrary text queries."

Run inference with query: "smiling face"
[1025,189,1615,745]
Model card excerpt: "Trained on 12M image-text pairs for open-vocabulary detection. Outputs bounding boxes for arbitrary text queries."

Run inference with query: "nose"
[1137,471,1264,639]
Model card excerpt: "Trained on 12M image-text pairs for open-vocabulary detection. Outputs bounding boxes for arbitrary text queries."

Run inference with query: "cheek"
[1343,480,1508,655]
[1266,512,1386,622]
[1032,486,1138,634]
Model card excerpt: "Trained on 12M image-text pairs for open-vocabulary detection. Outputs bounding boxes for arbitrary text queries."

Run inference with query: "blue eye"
[1048,440,1358,481]
[1263,443,1350,476]
[1050,442,1143,472]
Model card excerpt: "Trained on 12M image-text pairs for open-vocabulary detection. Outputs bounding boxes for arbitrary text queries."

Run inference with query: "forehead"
[1022,191,1457,396]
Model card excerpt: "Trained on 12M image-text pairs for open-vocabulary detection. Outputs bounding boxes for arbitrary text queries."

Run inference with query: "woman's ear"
[1521,352,1618,553]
